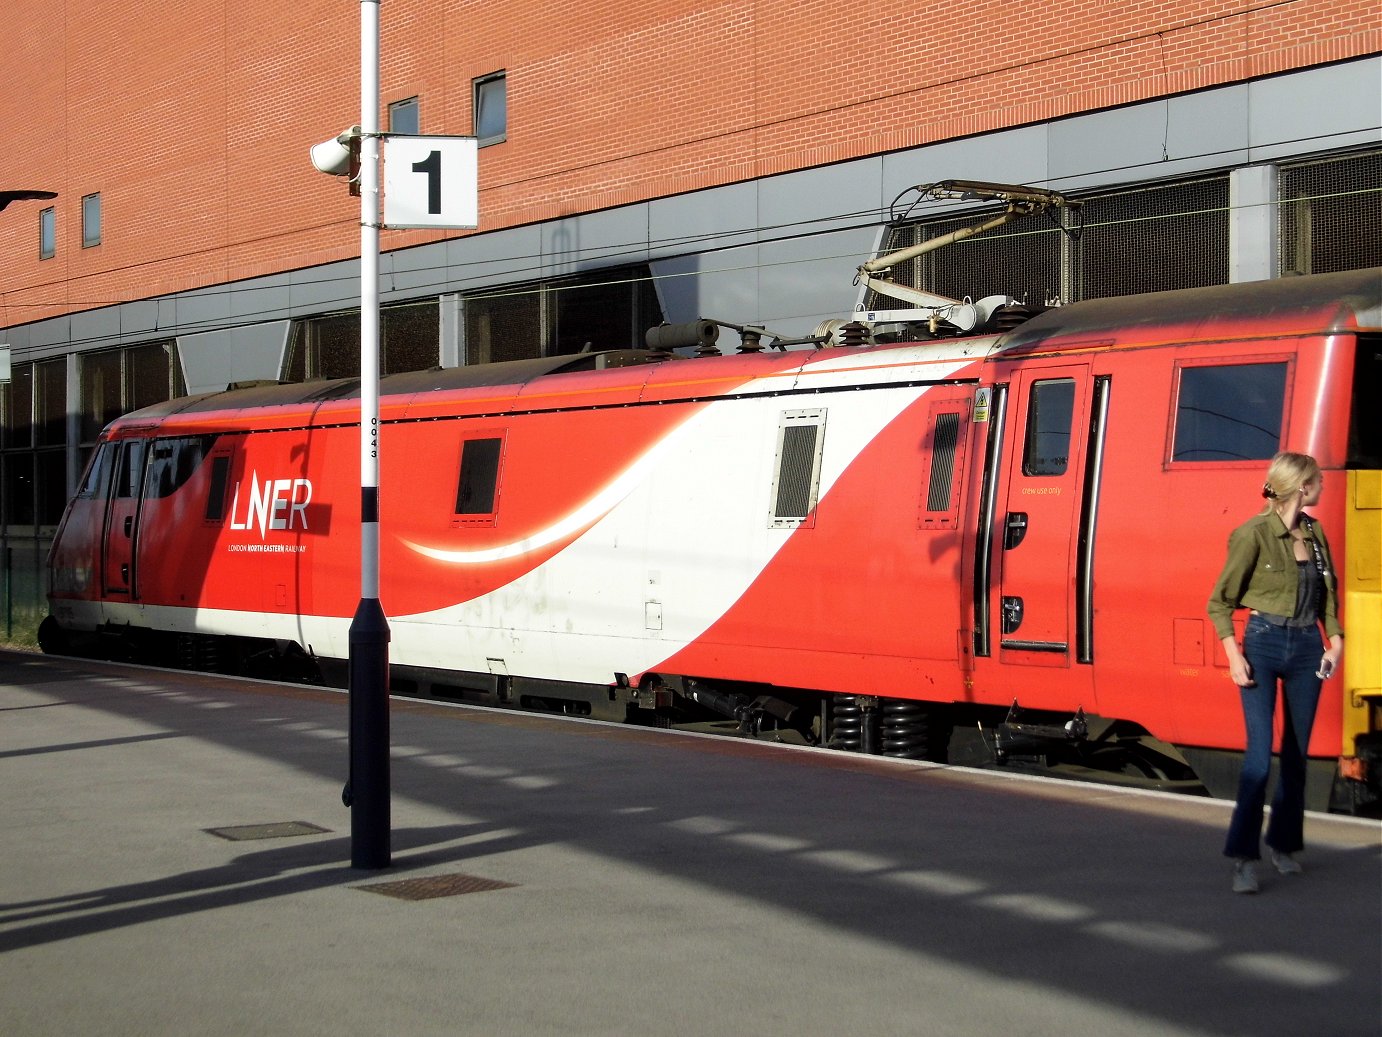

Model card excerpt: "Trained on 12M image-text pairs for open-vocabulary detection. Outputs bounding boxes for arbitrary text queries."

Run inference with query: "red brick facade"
[2,0,1377,326]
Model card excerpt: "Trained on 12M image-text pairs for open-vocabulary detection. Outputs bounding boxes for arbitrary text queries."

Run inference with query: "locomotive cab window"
[113,442,147,499]
[1022,379,1074,476]
[1171,360,1288,462]
[770,409,827,528]
[204,454,232,522]
[76,443,114,499]
[146,435,218,499]
[454,435,505,524]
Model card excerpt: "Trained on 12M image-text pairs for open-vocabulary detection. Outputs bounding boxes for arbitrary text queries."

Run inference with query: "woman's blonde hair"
[1261,450,1320,510]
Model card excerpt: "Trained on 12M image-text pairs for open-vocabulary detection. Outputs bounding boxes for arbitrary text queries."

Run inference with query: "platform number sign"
[383,135,479,229]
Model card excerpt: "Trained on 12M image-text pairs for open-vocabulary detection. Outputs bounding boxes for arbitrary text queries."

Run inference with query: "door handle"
[123,515,133,537]
[1001,595,1024,634]
[120,564,130,584]
[1004,511,1028,549]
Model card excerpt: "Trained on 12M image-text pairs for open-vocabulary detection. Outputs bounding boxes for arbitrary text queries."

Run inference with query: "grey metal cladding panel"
[540,203,650,279]
[444,225,543,291]
[117,299,161,343]
[21,315,72,360]
[1248,58,1382,161]
[648,180,759,262]
[651,250,760,326]
[173,285,233,337]
[881,125,1051,207]
[757,158,883,238]
[289,259,360,315]
[70,307,120,353]
[757,225,879,334]
[1048,104,1172,185]
[384,241,449,299]
[1047,95,1250,192]
[229,276,291,325]
[1,323,32,351]
[1166,86,1250,168]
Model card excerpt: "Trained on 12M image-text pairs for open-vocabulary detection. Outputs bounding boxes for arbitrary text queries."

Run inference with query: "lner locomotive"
[42,257,1382,812]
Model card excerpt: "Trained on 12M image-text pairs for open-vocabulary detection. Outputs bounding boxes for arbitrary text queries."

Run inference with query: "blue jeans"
[1223,615,1323,860]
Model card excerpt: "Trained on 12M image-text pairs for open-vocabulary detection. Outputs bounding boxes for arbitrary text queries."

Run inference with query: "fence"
[3,536,51,644]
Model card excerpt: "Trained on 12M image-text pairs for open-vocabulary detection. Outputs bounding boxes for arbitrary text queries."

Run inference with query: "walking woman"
[1208,451,1344,893]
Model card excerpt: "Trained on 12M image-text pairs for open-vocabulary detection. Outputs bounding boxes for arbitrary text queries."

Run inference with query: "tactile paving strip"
[353,873,517,900]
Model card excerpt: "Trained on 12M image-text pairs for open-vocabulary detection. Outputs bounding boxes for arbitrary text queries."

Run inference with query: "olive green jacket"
[1207,510,1342,640]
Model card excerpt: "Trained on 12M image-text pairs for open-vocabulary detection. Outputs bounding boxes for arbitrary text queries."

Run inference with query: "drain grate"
[354,872,517,900]
[205,821,332,841]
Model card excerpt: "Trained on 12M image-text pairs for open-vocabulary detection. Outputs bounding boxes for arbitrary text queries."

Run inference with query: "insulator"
[840,321,870,348]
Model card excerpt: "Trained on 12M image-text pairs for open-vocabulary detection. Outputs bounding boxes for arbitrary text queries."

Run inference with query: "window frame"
[1166,355,1293,468]
[81,192,101,248]
[452,431,507,526]
[473,71,507,147]
[39,206,55,260]
[388,96,420,135]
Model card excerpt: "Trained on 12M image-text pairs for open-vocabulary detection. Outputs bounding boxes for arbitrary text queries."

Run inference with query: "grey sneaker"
[1270,849,1303,876]
[1232,859,1260,894]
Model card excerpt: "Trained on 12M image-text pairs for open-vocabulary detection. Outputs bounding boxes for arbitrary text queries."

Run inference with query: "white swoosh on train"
[400,447,664,565]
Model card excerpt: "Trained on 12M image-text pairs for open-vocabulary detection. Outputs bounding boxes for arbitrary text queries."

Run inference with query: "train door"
[102,439,147,600]
[990,362,1098,663]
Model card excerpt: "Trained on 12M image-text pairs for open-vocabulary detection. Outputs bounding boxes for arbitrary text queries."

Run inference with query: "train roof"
[121,348,683,422]
[998,266,1381,353]
[110,267,1380,432]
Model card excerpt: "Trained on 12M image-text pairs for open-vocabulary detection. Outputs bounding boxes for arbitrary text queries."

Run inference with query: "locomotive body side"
[43,268,1382,808]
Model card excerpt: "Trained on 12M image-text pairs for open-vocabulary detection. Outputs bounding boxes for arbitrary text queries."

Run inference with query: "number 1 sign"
[383,135,479,229]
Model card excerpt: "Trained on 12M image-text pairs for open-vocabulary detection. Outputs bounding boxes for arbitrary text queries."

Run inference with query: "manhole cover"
[354,873,517,900]
[205,821,332,841]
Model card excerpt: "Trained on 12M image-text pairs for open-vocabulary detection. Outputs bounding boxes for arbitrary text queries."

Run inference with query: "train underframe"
[39,617,1379,815]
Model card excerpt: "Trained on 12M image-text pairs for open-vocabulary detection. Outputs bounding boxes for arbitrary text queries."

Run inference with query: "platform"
[1,649,1378,1036]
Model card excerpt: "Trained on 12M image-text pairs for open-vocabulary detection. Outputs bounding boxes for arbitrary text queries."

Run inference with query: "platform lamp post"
[309,3,476,871]
[309,0,389,870]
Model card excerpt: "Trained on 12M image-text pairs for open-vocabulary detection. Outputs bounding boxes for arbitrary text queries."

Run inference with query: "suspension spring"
[882,699,930,759]
[829,696,862,752]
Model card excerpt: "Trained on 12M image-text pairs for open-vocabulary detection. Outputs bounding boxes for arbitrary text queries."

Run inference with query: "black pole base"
[348,596,391,869]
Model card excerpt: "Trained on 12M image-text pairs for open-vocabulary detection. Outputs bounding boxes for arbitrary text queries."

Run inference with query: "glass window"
[128,342,173,412]
[3,454,35,527]
[474,72,506,145]
[82,192,101,248]
[1022,379,1075,475]
[455,437,503,517]
[36,449,68,525]
[205,455,232,521]
[34,359,66,447]
[7,362,34,449]
[146,436,215,499]
[80,349,124,443]
[1172,362,1287,462]
[77,444,114,499]
[113,441,146,500]
[39,206,55,260]
[389,97,420,135]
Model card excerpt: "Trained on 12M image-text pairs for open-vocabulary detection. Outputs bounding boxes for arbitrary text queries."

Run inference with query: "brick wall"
[2,0,1376,326]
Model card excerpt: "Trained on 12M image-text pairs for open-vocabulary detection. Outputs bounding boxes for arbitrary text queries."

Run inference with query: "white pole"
[347,0,391,870]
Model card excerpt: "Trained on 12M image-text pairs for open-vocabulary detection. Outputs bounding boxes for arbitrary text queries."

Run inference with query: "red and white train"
[42,265,1382,811]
